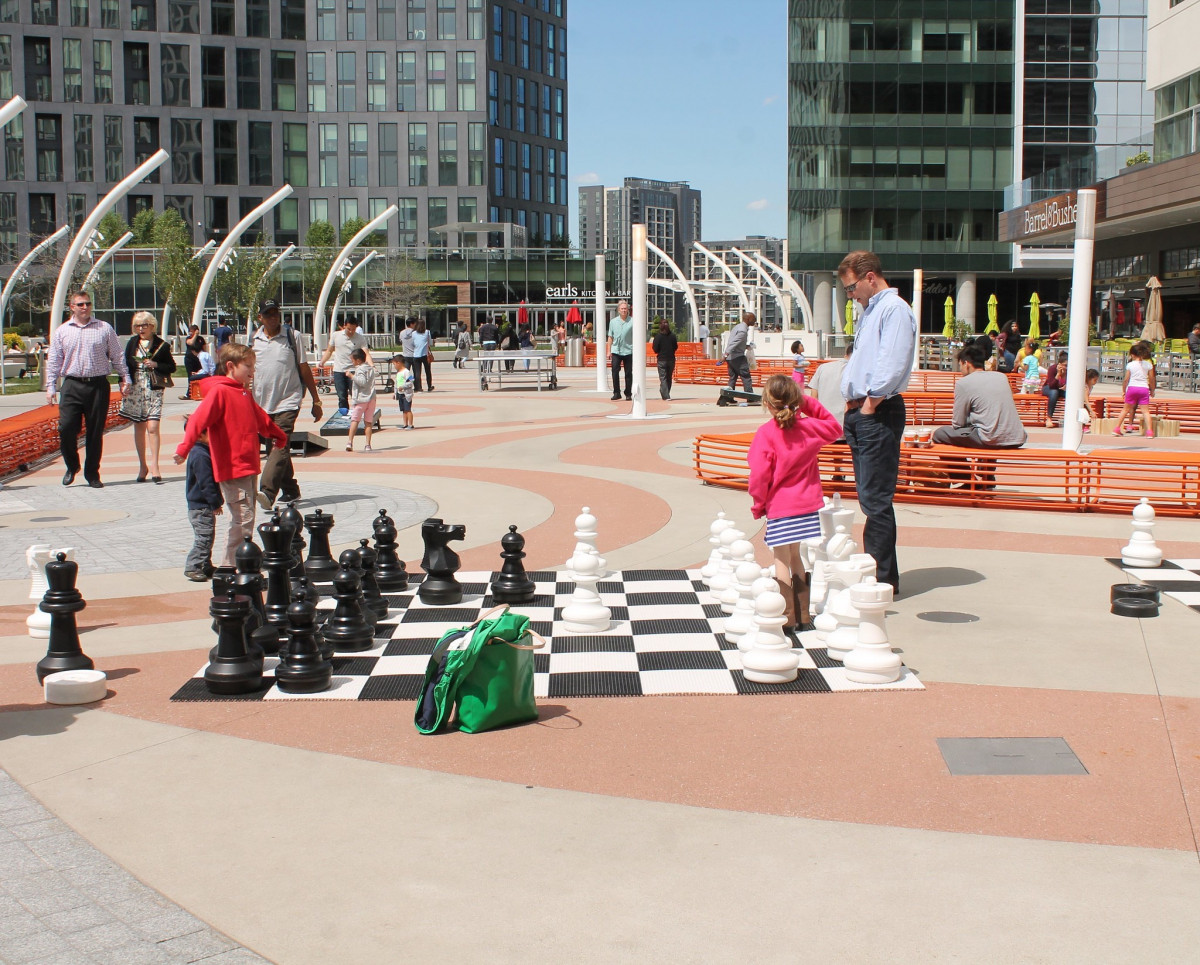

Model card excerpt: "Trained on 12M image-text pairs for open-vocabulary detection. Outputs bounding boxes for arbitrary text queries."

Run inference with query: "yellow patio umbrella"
[843,297,855,335]
[1028,292,1041,340]
[943,296,955,338]
[985,293,999,333]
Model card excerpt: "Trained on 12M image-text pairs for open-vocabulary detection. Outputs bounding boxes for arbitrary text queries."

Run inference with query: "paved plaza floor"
[2,363,1200,963]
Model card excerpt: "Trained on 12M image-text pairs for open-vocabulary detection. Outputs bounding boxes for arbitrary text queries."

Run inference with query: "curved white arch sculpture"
[693,242,752,313]
[730,247,791,330]
[645,240,701,340]
[330,250,378,332]
[161,239,217,336]
[313,205,398,351]
[82,231,133,289]
[0,95,27,129]
[750,251,814,331]
[1,222,68,392]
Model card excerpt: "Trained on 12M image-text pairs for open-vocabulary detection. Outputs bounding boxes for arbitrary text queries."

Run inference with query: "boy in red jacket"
[175,343,288,567]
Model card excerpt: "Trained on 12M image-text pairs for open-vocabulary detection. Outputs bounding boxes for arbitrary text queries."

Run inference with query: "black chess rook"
[303,508,339,581]
[372,509,408,591]
[35,553,94,683]
[418,517,466,605]
[205,590,264,695]
[491,525,536,604]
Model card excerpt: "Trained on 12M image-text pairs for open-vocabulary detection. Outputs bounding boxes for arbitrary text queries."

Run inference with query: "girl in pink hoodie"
[748,375,844,629]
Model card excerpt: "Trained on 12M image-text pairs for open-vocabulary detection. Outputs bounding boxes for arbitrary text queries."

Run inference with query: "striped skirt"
[764,511,821,547]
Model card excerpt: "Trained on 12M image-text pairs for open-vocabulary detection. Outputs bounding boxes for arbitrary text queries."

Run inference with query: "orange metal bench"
[0,390,125,478]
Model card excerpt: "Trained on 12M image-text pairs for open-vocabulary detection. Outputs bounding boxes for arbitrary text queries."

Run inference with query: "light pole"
[49,149,168,338]
[312,205,398,351]
[590,253,608,393]
[1062,188,1097,452]
[609,224,668,422]
[911,268,923,371]
[1,223,69,394]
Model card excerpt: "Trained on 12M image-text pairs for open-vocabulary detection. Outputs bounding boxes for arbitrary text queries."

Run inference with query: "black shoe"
[88,479,104,489]
[62,470,76,486]
[610,394,621,400]
[280,485,301,501]
[624,394,632,401]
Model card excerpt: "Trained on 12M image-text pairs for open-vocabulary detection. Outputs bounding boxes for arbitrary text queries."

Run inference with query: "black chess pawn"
[275,595,333,694]
[372,509,408,591]
[205,590,264,695]
[418,517,466,605]
[303,508,338,581]
[292,578,332,660]
[490,525,537,604]
[321,552,375,653]
[227,538,274,659]
[342,548,379,630]
[35,553,94,683]
[358,538,389,619]
[259,521,293,643]
[280,502,308,583]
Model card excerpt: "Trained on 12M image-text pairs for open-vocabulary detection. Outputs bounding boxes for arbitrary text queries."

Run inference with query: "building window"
[164,196,194,239]
[275,197,298,245]
[4,114,22,180]
[99,0,118,28]
[201,47,225,109]
[408,0,426,40]
[161,44,190,107]
[318,122,338,187]
[66,192,86,228]
[492,3,502,61]
[124,43,151,106]
[337,51,356,112]
[521,14,530,68]
[205,196,229,236]
[168,0,199,32]
[238,196,264,240]
[131,0,156,30]
[309,197,328,226]
[246,0,268,38]
[348,122,367,187]
[438,121,456,186]
[467,122,484,185]
[249,120,272,186]
[377,0,396,40]
[338,197,358,227]
[31,0,57,26]
[467,0,483,41]
[103,115,121,182]
[398,197,417,245]
[237,48,260,110]
[397,51,416,110]
[0,36,10,100]
[0,0,13,20]
[437,0,455,40]
[93,40,113,104]
[133,116,159,180]
[62,39,82,103]
[211,0,233,34]
[546,22,555,77]
[283,121,307,186]
[427,197,447,245]
[347,0,365,40]
[367,51,387,111]
[458,196,477,225]
[73,113,92,182]
[316,0,335,39]
[213,119,237,184]
[379,122,398,186]
[0,193,16,261]
[35,114,61,181]
[427,52,446,110]
[24,37,51,102]
[171,117,202,183]
[29,193,56,238]
[307,53,326,111]
[457,52,476,111]
[272,51,296,110]
[492,136,502,196]
[515,77,525,133]
[542,83,551,137]
[488,69,498,125]
[408,122,427,186]
[280,0,305,40]
[69,0,86,26]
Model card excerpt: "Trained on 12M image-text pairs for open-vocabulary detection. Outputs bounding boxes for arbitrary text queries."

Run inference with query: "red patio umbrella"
[565,300,582,325]
[517,300,528,325]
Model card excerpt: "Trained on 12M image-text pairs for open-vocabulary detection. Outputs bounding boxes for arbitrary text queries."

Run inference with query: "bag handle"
[470,603,509,627]
[492,629,547,651]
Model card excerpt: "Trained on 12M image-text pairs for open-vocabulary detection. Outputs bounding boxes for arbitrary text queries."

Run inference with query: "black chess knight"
[418,517,467,605]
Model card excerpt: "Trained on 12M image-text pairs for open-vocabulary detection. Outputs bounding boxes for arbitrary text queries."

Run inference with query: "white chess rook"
[741,589,800,684]
[559,549,611,633]
[843,577,902,684]
[1120,497,1163,568]
[27,544,73,639]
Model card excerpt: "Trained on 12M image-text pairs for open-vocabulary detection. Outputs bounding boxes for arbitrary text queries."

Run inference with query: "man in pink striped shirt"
[45,291,131,488]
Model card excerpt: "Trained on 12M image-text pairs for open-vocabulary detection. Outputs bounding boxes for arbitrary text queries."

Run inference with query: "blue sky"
[567,0,787,243]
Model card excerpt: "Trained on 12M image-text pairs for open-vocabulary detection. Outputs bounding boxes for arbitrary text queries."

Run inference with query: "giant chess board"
[171,569,923,701]
[1107,558,1200,615]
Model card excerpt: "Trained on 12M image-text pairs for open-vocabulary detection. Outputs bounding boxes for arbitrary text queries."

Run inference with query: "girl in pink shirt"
[748,375,844,629]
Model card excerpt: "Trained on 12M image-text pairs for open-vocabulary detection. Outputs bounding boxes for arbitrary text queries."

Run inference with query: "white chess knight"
[559,548,611,633]
[809,525,859,616]
[573,506,608,577]
[741,589,801,684]
[843,577,902,684]
[1121,498,1163,568]
[810,552,875,637]
[27,544,73,639]
[700,512,735,583]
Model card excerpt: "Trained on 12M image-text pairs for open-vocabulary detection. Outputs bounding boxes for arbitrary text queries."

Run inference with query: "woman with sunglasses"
[120,312,175,483]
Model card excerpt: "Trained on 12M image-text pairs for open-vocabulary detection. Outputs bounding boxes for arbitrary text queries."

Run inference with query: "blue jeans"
[843,395,906,592]
[1043,386,1061,419]
[332,370,350,411]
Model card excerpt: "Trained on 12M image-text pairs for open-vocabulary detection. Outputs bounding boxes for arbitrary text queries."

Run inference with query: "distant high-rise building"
[578,177,701,320]
[0,0,568,265]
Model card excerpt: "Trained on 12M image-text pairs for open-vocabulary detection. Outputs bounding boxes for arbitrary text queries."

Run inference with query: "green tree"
[210,235,275,334]
[96,210,130,247]
[339,216,386,248]
[302,220,337,318]
[130,208,158,246]
[367,253,438,330]
[151,208,205,331]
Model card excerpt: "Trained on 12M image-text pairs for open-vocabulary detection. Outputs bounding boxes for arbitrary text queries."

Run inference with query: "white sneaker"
[737,401,749,407]
[255,491,273,510]
[363,445,373,451]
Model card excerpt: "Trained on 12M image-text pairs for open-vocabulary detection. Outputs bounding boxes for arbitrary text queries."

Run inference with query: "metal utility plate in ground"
[936,737,1088,776]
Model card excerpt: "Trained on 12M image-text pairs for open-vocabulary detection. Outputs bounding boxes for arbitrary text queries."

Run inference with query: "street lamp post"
[1062,189,1097,452]
[591,253,608,393]
[608,224,668,423]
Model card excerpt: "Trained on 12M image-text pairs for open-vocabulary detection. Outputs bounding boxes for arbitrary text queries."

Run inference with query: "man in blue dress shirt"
[838,251,917,593]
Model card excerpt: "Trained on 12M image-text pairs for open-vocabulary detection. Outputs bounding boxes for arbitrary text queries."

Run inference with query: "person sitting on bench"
[933,343,1027,450]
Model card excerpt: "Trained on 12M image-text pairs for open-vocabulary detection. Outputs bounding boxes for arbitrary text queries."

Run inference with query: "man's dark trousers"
[332,371,350,411]
[59,376,111,482]
[611,353,632,398]
[844,394,906,593]
[727,356,752,392]
[657,359,675,399]
[260,409,299,501]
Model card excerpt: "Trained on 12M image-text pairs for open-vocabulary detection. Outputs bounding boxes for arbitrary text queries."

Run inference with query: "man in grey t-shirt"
[251,299,324,509]
[319,318,371,413]
[933,342,1027,450]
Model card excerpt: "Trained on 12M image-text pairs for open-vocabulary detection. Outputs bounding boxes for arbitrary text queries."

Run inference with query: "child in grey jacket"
[346,348,377,452]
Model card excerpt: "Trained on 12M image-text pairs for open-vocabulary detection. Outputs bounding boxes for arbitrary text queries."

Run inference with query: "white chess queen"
[746,376,845,630]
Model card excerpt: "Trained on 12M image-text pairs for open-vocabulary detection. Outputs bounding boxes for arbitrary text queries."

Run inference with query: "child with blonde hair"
[747,375,844,630]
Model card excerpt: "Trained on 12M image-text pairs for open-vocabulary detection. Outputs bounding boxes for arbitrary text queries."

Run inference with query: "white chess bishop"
[573,506,608,577]
[27,544,73,639]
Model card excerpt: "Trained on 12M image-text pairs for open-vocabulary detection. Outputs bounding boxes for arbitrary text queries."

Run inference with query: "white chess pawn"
[824,583,863,662]
[709,531,747,598]
[736,573,779,652]
[574,506,608,577]
[722,563,765,647]
[741,590,800,684]
[26,544,72,639]
[1120,498,1163,568]
[700,512,734,583]
[560,549,611,633]
[844,577,902,684]
[718,540,756,613]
